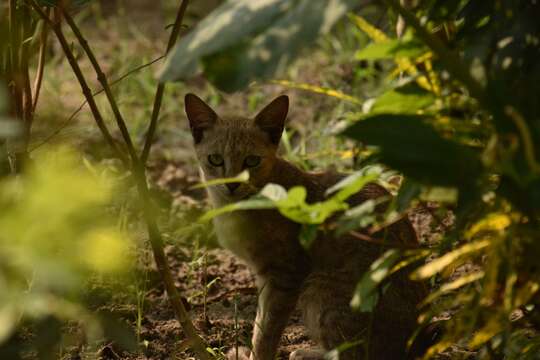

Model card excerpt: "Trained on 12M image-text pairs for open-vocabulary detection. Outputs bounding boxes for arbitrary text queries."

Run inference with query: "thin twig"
[29,55,165,152]
[21,7,34,131]
[32,7,51,113]
[27,2,127,164]
[9,0,24,121]
[348,230,420,249]
[62,10,138,162]
[140,0,190,165]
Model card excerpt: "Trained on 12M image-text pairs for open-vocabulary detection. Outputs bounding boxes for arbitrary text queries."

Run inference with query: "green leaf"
[160,0,358,91]
[260,183,288,201]
[299,224,318,249]
[411,239,490,280]
[326,168,381,198]
[421,271,484,307]
[371,84,435,114]
[335,198,380,236]
[350,250,402,312]
[200,171,379,226]
[342,114,481,187]
[394,179,421,213]
[355,38,427,60]
[190,170,249,189]
[199,197,275,222]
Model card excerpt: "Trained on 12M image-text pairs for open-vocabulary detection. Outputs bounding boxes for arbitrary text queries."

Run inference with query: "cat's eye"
[208,154,224,167]
[244,155,261,168]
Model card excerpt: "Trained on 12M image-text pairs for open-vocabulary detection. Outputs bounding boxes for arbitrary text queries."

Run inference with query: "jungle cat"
[184,93,428,360]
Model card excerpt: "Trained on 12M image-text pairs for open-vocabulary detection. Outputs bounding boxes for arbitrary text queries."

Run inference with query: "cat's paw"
[289,348,326,360]
[226,346,251,360]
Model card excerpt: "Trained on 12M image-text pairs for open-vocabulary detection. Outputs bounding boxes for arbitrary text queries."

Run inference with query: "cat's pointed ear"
[254,95,288,145]
[185,93,217,144]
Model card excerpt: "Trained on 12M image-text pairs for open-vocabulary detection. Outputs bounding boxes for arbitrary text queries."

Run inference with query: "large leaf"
[342,114,481,187]
[355,38,427,60]
[159,0,358,92]
[371,83,435,114]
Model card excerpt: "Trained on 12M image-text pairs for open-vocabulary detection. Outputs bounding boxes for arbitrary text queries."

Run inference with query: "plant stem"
[140,0,190,165]
[8,0,23,122]
[62,10,138,163]
[27,2,127,164]
[20,5,33,136]
[32,7,51,113]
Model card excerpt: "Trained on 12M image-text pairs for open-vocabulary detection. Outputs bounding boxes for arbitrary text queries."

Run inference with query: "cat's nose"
[226,182,241,194]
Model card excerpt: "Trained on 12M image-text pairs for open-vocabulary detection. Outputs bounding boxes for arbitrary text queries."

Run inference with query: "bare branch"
[140,0,190,165]
[27,1,127,164]
[29,55,165,152]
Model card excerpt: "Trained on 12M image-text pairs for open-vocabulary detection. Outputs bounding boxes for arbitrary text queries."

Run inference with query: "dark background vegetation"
[1,0,539,359]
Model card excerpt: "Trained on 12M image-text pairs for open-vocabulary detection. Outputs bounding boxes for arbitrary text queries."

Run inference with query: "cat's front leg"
[249,276,299,360]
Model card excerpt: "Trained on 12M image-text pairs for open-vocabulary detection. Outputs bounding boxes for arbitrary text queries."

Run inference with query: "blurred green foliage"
[0,146,134,358]
[160,0,359,92]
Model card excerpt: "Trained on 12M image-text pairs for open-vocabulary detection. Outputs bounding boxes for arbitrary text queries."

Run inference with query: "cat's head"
[184,93,288,201]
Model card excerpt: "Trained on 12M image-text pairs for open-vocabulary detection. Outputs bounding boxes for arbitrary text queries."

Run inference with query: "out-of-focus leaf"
[468,316,503,349]
[421,271,484,306]
[260,183,288,201]
[0,148,131,288]
[326,167,381,196]
[349,14,388,42]
[271,80,362,104]
[199,197,275,222]
[350,249,401,312]
[160,0,358,91]
[335,199,377,236]
[411,239,490,280]
[420,186,458,203]
[0,306,18,344]
[371,84,435,114]
[190,170,249,189]
[342,114,481,187]
[355,38,427,60]
[299,224,318,250]
[394,179,421,213]
[465,212,511,239]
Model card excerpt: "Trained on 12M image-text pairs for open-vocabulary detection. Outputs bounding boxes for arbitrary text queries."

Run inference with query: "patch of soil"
[92,246,315,360]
